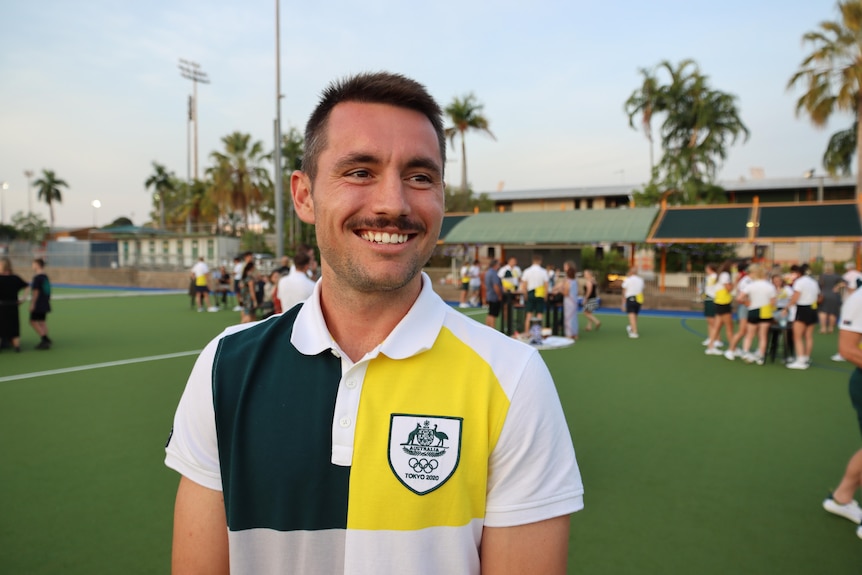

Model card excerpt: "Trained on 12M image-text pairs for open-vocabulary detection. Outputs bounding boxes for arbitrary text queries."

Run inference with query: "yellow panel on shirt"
[347,327,510,532]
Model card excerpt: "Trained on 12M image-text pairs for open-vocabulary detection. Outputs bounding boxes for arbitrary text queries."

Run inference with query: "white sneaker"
[459,303,469,308]
[724,350,735,361]
[734,348,745,358]
[857,525,862,540]
[705,348,723,356]
[787,359,809,370]
[742,352,755,364]
[628,332,639,339]
[832,354,846,362]
[754,356,765,366]
[702,338,710,346]
[207,306,220,312]
[715,341,724,348]
[197,307,204,313]
[232,305,243,312]
[823,496,862,524]
[626,325,632,336]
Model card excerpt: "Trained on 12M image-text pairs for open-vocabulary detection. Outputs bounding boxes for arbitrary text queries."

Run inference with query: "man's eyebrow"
[332,153,381,172]
[404,157,443,178]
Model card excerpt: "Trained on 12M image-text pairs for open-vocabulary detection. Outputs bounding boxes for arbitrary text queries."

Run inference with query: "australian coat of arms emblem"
[388,414,462,495]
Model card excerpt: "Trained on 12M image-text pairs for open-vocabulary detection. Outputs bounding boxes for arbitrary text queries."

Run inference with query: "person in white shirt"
[520,254,550,333]
[191,257,219,312]
[498,257,521,292]
[707,260,735,355]
[233,253,252,312]
[735,264,777,365]
[620,266,645,339]
[277,249,317,311]
[785,264,822,369]
[702,262,721,347]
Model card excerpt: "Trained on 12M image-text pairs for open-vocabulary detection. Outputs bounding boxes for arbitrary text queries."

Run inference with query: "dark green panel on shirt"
[213,307,349,532]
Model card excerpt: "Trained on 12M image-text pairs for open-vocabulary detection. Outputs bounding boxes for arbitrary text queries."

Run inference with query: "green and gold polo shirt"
[166,273,583,574]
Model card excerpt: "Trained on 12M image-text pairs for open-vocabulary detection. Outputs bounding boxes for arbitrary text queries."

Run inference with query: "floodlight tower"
[273,0,285,258]
[178,59,210,181]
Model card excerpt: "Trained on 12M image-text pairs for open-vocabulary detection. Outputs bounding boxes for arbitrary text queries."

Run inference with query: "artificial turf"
[0,292,860,573]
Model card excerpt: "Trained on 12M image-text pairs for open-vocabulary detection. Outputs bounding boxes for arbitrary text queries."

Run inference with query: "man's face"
[292,102,444,294]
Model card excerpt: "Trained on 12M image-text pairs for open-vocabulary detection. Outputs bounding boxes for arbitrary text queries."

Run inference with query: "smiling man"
[165,72,583,575]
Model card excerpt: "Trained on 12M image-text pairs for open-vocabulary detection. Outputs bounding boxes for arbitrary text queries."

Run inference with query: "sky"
[0,0,849,228]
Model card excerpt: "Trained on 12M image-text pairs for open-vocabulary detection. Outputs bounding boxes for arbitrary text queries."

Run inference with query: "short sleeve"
[484,352,583,527]
[164,336,224,491]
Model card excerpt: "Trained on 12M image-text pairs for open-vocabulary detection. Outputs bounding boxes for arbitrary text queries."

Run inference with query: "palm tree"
[444,93,496,192]
[144,162,175,229]
[207,132,270,233]
[824,119,857,176]
[628,59,748,204]
[788,0,862,197]
[32,169,68,229]
[625,67,662,171]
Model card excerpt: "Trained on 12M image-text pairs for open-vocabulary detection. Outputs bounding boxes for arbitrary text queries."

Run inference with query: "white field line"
[53,290,186,300]
[0,350,201,383]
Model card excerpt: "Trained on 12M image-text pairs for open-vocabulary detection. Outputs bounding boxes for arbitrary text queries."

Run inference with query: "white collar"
[290,272,446,361]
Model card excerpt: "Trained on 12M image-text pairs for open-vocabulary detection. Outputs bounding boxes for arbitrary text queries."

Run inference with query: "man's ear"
[291,170,315,224]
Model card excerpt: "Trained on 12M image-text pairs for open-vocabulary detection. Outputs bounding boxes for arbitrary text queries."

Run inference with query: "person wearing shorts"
[735,264,776,364]
[520,254,550,333]
[820,286,862,538]
[29,258,52,350]
[786,264,821,369]
[620,266,644,339]
[707,260,735,356]
[484,259,503,329]
[702,262,719,346]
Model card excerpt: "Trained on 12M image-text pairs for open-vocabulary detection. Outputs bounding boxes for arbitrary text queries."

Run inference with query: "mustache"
[347,216,426,234]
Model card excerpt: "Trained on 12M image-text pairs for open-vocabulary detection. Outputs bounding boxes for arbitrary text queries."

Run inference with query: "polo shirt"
[622,274,644,298]
[165,273,583,575]
[521,264,549,296]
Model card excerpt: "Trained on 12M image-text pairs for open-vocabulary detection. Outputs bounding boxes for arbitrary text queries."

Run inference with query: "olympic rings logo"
[408,457,439,473]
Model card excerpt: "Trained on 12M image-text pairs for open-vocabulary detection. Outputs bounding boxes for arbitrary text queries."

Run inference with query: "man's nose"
[370,173,410,216]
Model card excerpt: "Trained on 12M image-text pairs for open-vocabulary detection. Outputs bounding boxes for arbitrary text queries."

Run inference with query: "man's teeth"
[361,231,408,244]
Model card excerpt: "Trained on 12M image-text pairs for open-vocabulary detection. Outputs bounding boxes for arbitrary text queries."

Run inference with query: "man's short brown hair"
[302,72,446,181]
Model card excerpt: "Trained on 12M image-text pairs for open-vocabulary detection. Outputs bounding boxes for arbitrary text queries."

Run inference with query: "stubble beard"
[321,215,435,295]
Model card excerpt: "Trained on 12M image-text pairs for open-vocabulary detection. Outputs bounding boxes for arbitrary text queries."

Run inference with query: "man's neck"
[318,276,423,362]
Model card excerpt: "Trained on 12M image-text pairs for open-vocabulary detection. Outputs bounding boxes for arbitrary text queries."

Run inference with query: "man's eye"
[347,170,371,179]
[407,174,434,186]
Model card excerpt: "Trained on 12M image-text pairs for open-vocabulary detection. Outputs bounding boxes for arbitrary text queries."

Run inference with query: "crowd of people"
[701,259,861,369]
[190,245,319,324]
[460,253,606,342]
[0,257,53,352]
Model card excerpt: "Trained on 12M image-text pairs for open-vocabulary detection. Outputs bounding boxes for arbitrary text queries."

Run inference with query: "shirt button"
[339,417,351,428]
[345,379,357,389]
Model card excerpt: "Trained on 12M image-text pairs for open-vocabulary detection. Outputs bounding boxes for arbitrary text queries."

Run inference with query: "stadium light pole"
[178,59,210,181]
[24,170,33,214]
[273,0,285,259]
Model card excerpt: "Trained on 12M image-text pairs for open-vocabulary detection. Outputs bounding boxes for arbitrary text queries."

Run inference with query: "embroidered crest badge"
[388,414,462,495]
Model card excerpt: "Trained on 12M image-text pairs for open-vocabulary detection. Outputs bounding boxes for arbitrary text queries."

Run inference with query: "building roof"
[646,200,862,244]
[442,207,659,245]
[482,175,855,202]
